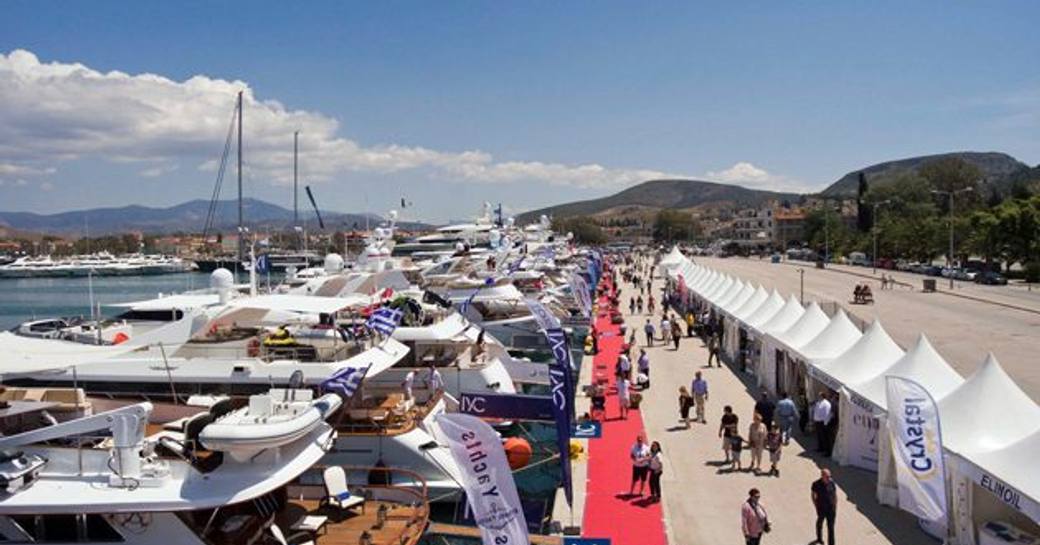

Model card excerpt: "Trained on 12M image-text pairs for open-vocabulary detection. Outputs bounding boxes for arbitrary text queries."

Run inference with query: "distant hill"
[516,179,800,223]
[821,151,1030,198]
[0,199,422,235]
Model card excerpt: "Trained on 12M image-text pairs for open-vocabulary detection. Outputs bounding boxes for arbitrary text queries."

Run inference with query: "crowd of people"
[603,252,847,545]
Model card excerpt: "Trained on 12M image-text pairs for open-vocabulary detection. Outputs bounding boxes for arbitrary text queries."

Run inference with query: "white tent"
[743,290,786,331]
[956,429,1040,527]
[938,355,1040,544]
[810,320,904,392]
[763,301,830,396]
[846,335,963,502]
[704,275,734,303]
[797,309,862,371]
[723,285,767,360]
[811,320,904,470]
[716,281,751,314]
[691,269,715,293]
[753,295,804,392]
[659,246,686,269]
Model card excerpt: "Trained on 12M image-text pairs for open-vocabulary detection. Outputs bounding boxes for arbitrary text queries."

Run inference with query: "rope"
[202,99,239,242]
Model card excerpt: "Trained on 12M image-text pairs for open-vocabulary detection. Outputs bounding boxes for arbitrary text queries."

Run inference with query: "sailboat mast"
[293,131,299,228]
[237,90,244,265]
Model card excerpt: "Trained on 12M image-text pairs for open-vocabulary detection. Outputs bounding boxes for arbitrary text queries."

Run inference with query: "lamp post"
[798,268,805,304]
[931,187,974,289]
[872,199,892,274]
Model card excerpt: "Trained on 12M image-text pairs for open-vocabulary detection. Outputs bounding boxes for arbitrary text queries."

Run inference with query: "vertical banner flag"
[435,413,530,545]
[886,376,948,522]
[524,297,575,507]
[569,272,592,318]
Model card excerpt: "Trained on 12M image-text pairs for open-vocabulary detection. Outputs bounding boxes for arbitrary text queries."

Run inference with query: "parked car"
[848,252,870,267]
[953,269,977,281]
[924,266,944,277]
[975,271,1008,285]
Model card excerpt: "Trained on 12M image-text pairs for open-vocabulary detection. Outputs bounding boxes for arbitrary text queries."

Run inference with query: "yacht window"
[114,309,184,322]
[27,321,66,333]
[6,514,124,542]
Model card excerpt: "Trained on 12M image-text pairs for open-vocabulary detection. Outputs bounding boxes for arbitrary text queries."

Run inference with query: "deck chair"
[322,466,366,513]
[268,523,314,545]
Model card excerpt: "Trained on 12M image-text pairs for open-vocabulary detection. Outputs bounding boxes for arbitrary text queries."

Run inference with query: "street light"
[872,199,892,274]
[931,187,974,289]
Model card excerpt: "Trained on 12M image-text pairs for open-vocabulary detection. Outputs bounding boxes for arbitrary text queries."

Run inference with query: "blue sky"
[1,1,1038,222]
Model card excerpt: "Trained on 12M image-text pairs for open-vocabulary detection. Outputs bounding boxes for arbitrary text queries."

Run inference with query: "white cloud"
[0,49,678,192]
[705,162,810,192]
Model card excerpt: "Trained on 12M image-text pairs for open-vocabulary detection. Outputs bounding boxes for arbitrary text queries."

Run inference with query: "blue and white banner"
[524,298,575,507]
[435,413,530,545]
[458,277,496,315]
[255,253,271,274]
[886,376,947,522]
[458,392,555,421]
[320,366,363,398]
[569,272,592,318]
[367,307,403,336]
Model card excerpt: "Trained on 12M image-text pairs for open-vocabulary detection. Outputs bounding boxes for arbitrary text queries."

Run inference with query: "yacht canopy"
[229,294,372,314]
[0,332,142,375]
[109,293,222,311]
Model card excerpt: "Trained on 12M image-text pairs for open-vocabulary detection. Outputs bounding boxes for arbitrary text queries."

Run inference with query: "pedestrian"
[402,369,416,401]
[425,364,444,399]
[748,412,768,473]
[660,315,671,344]
[637,349,650,388]
[629,434,651,496]
[671,320,682,350]
[686,311,696,337]
[615,353,632,381]
[707,333,721,367]
[811,469,838,545]
[692,371,709,423]
[648,295,656,315]
[719,405,739,463]
[678,386,693,428]
[812,392,833,456]
[637,295,644,314]
[754,391,776,428]
[617,375,631,420]
[648,441,664,501]
[775,391,799,445]
[765,423,783,476]
[629,297,636,315]
[729,430,746,471]
[644,319,656,347]
[742,488,771,545]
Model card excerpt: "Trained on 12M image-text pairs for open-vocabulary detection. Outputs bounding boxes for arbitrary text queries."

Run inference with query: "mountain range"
[518,150,1038,222]
[0,199,401,235]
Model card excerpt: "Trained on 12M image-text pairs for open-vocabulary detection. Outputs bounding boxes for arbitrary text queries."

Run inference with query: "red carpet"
[583,276,668,545]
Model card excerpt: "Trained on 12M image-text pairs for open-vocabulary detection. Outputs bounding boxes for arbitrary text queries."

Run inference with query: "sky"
[1,1,1038,223]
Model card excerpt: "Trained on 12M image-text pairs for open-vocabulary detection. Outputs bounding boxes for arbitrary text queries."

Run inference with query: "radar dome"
[324,253,344,273]
[210,268,234,289]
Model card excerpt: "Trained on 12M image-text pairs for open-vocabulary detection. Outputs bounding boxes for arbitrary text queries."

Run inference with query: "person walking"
[628,435,651,496]
[660,315,671,344]
[637,295,644,314]
[775,391,799,445]
[811,469,838,545]
[629,297,636,315]
[765,423,783,476]
[719,405,739,463]
[648,295,656,315]
[692,371,709,423]
[637,349,650,388]
[648,441,664,502]
[617,375,631,420]
[671,320,683,350]
[748,413,768,473]
[686,311,696,337]
[754,391,776,428]
[678,386,693,428]
[707,333,721,367]
[812,392,833,456]
[644,320,656,347]
[742,488,771,545]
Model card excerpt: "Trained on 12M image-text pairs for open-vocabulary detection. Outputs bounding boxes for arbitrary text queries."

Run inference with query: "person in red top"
[742,488,770,544]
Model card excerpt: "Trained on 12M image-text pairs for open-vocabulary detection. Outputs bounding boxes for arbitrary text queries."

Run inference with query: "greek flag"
[367,307,403,336]
[458,277,495,315]
[321,366,363,398]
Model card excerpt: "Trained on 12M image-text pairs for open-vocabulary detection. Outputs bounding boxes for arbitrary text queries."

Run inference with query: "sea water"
[0,272,215,329]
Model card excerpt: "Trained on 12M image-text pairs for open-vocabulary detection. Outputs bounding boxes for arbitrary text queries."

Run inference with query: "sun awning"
[0,332,139,375]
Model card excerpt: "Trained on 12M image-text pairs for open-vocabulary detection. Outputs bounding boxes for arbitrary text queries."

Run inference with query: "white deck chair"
[322,466,366,513]
[268,523,314,545]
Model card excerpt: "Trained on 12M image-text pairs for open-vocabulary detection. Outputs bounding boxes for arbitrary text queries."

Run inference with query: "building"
[732,207,773,248]
[772,208,807,250]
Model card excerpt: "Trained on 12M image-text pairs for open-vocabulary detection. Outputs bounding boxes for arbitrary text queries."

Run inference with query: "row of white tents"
[658,247,1039,545]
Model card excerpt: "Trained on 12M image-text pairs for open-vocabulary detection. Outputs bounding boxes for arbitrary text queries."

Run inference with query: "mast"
[293,130,299,251]
[237,90,244,265]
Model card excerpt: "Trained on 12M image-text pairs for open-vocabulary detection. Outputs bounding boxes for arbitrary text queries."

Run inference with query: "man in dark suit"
[811,468,838,545]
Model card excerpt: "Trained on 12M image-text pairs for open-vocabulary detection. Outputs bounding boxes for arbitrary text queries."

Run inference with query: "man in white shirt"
[660,317,671,343]
[629,435,651,496]
[617,354,632,379]
[426,364,443,399]
[403,370,416,400]
[812,392,833,455]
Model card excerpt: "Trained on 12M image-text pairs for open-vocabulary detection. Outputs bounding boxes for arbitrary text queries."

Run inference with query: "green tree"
[651,210,701,242]
[553,216,607,245]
